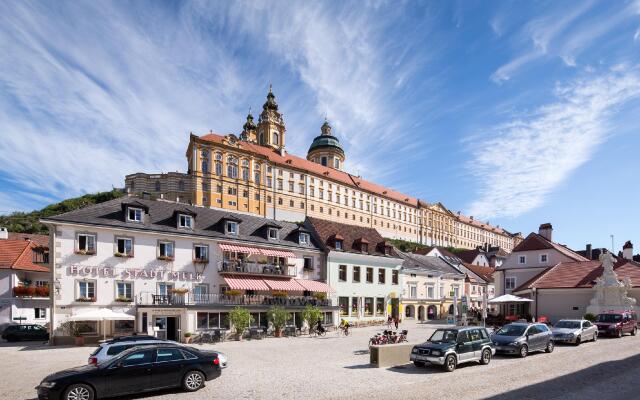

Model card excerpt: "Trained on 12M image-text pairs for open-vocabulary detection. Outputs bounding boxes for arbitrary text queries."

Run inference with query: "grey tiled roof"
[41,198,320,251]
[397,251,463,275]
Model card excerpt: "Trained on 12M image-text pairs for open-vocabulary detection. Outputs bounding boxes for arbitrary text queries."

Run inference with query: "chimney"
[538,223,553,241]
[586,244,593,260]
[0,227,8,240]
[623,241,633,260]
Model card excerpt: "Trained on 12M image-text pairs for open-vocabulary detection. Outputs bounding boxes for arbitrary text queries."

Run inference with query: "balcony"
[137,292,334,308]
[217,260,296,277]
[13,286,50,298]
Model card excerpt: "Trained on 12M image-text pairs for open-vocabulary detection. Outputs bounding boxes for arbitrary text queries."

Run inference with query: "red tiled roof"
[512,233,588,262]
[0,239,50,272]
[305,217,397,257]
[198,133,418,206]
[456,249,483,264]
[7,232,49,247]
[464,263,495,283]
[512,259,640,292]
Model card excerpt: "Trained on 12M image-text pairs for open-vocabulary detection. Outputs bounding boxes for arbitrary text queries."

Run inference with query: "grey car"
[552,319,597,345]
[491,323,554,358]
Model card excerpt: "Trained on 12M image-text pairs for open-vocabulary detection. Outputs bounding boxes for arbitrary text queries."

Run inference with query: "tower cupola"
[307,119,345,170]
[240,109,257,142]
[257,85,286,151]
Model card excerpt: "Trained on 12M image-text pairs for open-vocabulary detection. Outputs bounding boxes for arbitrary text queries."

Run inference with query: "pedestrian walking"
[394,316,399,330]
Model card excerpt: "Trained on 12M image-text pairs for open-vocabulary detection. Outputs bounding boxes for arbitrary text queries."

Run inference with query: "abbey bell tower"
[255,85,286,151]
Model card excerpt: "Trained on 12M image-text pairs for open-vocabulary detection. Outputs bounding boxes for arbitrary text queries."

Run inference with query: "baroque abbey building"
[125,88,522,251]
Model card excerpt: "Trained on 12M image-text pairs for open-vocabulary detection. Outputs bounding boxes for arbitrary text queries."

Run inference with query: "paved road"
[2,321,639,400]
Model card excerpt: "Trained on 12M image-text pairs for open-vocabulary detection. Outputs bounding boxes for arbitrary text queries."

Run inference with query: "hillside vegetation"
[0,189,125,235]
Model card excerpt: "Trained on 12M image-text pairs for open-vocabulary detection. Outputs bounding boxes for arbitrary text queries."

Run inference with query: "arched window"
[227,156,238,178]
[215,162,222,176]
[242,167,249,181]
[273,131,279,146]
[254,164,261,185]
[201,150,209,172]
[214,152,222,161]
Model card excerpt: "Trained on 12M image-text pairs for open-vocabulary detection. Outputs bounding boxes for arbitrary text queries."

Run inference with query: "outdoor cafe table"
[248,327,266,339]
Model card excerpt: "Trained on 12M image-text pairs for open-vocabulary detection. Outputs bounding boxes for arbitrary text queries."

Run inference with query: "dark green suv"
[410,327,495,372]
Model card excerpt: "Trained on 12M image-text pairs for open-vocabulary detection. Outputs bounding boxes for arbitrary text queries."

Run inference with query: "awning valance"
[224,276,270,291]
[219,243,295,258]
[259,248,296,258]
[264,278,305,292]
[219,243,262,255]
[295,279,334,293]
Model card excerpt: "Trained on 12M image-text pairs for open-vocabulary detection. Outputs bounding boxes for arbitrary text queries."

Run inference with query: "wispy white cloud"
[467,66,640,218]
[635,28,640,41]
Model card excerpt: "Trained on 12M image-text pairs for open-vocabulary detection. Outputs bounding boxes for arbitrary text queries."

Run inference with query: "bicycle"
[338,325,351,336]
[309,325,327,337]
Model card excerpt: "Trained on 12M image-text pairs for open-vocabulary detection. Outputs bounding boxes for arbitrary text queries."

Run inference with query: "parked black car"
[1,324,49,342]
[410,327,495,372]
[491,323,554,357]
[36,344,223,400]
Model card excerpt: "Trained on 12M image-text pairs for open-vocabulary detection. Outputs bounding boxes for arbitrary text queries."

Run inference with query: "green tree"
[267,306,291,334]
[229,307,253,337]
[302,305,323,327]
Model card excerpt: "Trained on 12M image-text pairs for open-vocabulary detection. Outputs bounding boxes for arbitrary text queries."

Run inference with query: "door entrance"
[154,316,179,341]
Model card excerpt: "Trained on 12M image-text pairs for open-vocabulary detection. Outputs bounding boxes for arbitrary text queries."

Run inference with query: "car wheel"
[413,361,425,368]
[480,348,491,365]
[183,370,205,392]
[632,327,637,336]
[574,336,581,346]
[443,354,457,372]
[519,345,528,358]
[545,341,554,353]
[63,383,94,400]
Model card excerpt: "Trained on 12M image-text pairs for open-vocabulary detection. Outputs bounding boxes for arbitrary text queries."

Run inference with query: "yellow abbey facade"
[125,88,522,251]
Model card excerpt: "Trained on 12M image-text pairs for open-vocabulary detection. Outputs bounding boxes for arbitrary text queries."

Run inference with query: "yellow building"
[125,88,521,251]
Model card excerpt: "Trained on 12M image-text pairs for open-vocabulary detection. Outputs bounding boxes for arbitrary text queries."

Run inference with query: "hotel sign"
[68,265,202,281]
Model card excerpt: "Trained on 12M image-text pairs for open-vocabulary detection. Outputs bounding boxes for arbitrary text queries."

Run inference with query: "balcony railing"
[217,260,296,277]
[13,286,50,298]
[137,292,334,308]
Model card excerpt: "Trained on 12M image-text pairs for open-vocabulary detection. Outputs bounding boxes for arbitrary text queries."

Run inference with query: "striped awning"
[224,276,270,291]
[259,248,296,258]
[294,279,335,293]
[264,278,305,291]
[219,243,262,255]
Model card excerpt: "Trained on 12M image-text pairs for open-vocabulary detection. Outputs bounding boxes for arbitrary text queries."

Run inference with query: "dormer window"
[361,243,369,253]
[299,232,310,245]
[226,221,238,235]
[127,207,143,222]
[335,240,343,250]
[268,228,279,240]
[179,214,193,229]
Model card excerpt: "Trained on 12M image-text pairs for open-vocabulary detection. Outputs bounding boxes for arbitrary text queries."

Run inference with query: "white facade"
[0,269,50,328]
[48,222,327,343]
[326,251,402,322]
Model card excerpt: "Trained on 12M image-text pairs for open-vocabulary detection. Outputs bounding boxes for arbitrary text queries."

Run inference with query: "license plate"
[415,355,430,361]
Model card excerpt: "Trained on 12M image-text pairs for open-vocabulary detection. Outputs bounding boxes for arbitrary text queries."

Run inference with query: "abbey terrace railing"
[137,292,334,308]
[217,260,297,277]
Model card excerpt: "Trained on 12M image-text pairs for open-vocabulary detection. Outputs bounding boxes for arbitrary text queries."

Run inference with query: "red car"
[594,311,637,338]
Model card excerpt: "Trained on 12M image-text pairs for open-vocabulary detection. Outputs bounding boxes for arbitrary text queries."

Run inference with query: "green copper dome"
[308,134,344,155]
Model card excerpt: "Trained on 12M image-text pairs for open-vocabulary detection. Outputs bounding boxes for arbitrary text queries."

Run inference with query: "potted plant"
[184,332,192,344]
[272,291,288,298]
[267,306,291,338]
[301,305,323,332]
[313,292,327,300]
[170,287,189,295]
[62,322,85,346]
[225,289,242,297]
[257,259,268,264]
[34,286,50,297]
[229,307,253,341]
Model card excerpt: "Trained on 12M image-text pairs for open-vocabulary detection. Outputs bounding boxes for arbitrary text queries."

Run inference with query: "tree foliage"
[229,307,253,335]
[301,305,323,326]
[267,306,291,331]
[0,189,125,234]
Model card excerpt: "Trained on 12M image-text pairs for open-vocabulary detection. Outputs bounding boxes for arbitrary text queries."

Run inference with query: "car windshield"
[596,314,622,323]
[555,321,580,329]
[428,329,458,343]
[495,325,527,336]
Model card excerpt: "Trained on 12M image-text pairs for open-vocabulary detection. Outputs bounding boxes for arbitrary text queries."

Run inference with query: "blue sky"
[1,0,639,251]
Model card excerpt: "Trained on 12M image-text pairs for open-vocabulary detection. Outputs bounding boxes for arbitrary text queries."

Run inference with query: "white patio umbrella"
[65,308,135,340]
[487,294,533,303]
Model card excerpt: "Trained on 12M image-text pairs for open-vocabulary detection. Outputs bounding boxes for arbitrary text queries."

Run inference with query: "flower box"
[13,286,36,297]
[115,296,132,302]
[225,289,243,296]
[74,250,96,255]
[272,291,288,298]
[157,255,175,261]
[193,258,209,263]
[170,288,189,295]
[114,252,134,258]
[76,297,96,302]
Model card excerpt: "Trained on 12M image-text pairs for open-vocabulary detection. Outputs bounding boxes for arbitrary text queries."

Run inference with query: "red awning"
[259,248,296,258]
[263,278,305,291]
[219,243,262,255]
[295,279,335,293]
[224,276,270,291]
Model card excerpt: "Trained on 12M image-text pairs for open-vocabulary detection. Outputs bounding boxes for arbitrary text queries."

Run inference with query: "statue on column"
[586,252,635,315]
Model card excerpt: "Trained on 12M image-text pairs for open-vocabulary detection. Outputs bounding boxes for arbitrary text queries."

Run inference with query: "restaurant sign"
[68,265,202,281]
